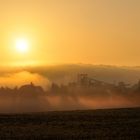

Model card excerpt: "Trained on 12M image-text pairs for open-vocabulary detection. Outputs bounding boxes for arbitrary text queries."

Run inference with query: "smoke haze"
[0,64,140,113]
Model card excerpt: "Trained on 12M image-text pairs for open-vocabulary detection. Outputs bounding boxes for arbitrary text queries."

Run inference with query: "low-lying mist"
[0,64,140,113]
[0,71,50,89]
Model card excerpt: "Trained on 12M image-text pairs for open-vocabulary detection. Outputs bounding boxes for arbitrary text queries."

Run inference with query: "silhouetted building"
[77,74,89,86]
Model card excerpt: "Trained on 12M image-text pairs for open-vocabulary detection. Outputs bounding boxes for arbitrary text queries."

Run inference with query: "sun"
[16,38,29,53]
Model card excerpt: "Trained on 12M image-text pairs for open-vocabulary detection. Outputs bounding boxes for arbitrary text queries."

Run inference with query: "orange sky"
[0,0,140,66]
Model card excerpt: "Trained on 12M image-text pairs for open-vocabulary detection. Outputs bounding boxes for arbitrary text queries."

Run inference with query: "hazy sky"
[0,0,140,66]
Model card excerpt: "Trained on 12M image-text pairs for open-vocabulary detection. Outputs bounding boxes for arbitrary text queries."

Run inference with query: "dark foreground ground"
[0,108,140,140]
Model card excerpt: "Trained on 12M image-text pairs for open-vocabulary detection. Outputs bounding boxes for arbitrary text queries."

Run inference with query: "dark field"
[0,108,140,140]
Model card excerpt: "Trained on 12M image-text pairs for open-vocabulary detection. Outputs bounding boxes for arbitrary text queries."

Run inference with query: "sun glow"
[16,38,29,53]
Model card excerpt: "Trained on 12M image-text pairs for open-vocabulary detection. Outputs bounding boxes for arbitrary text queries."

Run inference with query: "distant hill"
[25,64,140,85]
[1,64,140,85]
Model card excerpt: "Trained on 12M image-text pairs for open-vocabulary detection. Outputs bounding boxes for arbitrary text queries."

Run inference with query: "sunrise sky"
[0,0,140,66]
